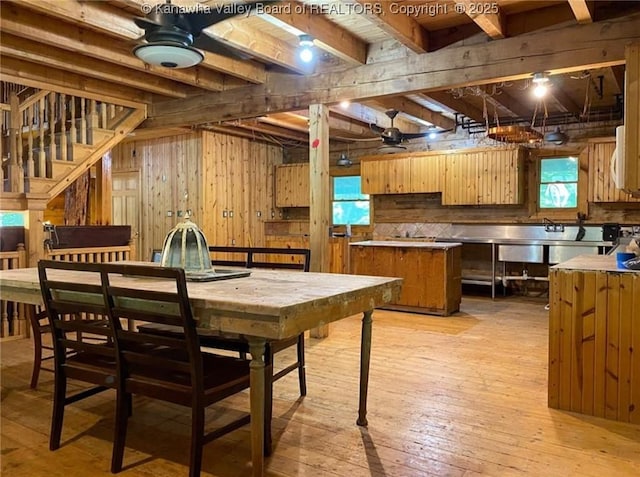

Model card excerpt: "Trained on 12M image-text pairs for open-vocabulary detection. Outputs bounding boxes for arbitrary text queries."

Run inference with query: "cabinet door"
[275,163,310,207]
[410,155,443,193]
[361,158,411,194]
[588,141,640,202]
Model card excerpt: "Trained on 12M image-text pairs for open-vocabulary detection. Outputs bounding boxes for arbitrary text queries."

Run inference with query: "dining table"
[0,263,402,477]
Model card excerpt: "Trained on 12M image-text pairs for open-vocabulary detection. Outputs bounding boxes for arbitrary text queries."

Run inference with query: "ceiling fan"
[370,110,450,150]
[132,0,274,68]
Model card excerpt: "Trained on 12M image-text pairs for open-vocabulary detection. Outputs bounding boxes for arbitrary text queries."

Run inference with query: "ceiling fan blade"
[370,123,385,134]
[192,32,253,60]
[184,0,278,33]
[134,16,163,30]
[401,132,430,140]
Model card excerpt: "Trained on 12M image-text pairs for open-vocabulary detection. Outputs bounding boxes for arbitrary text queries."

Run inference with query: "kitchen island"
[548,254,640,424]
[350,240,462,316]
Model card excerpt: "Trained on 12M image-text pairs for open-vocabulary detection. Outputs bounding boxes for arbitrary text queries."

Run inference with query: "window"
[332,176,370,225]
[539,157,578,209]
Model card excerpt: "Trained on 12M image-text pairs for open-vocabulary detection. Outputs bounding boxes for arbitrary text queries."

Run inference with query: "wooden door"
[112,170,141,258]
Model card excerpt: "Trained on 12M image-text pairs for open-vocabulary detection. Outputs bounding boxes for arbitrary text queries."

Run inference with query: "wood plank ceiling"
[1,0,639,148]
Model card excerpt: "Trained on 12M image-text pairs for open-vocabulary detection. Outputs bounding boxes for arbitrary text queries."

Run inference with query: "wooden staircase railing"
[1,86,145,197]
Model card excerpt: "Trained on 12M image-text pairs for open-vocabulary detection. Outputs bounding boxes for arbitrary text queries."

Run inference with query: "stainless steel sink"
[548,244,598,264]
[498,244,544,263]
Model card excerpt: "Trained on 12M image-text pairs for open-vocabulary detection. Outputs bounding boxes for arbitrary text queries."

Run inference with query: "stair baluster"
[60,94,67,162]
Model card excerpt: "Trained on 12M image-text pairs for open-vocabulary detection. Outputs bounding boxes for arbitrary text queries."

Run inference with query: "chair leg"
[27,306,44,389]
[296,334,307,396]
[189,407,205,477]
[49,370,67,450]
[111,390,131,473]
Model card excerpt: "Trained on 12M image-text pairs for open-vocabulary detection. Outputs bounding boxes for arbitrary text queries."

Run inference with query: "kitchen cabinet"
[360,147,523,205]
[548,255,640,424]
[442,147,525,205]
[361,155,440,194]
[587,140,640,202]
[275,163,310,207]
[349,241,462,316]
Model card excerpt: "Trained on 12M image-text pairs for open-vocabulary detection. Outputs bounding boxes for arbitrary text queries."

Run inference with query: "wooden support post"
[24,203,47,268]
[308,103,331,338]
[95,151,113,225]
[8,92,22,193]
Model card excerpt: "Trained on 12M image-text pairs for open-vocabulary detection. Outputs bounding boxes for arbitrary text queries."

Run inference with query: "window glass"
[0,212,26,227]
[539,157,578,208]
[332,176,370,225]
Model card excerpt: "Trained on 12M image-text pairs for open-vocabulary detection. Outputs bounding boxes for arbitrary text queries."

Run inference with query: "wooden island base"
[349,241,462,316]
[548,255,640,424]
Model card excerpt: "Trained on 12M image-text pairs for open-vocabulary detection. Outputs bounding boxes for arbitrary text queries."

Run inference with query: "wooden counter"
[349,241,462,316]
[548,254,640,424]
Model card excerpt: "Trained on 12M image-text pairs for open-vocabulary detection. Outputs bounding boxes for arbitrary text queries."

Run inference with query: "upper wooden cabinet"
[275,163,310,207]
[622,43,640,196]
[443,147,525,205]
[588,140,640,203]
[361,147,524,205]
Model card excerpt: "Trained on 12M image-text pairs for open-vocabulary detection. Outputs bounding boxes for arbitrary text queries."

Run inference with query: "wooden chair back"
[100,263,204,404]
[37,260,113,383]
[209,246,310,271]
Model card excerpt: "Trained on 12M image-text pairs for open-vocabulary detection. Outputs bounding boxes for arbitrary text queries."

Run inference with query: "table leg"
[247,338,266,477]
[357,310,373,426]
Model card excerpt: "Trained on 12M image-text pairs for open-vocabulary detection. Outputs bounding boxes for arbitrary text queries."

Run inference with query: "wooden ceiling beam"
[326,103,422,134]
[262,2,367,65]
[568,0,594,23]
[422,92,484,123]
[0,3,229,91]
[353,0,429,53]
[548,86,582,116]
[147,14,638,128]
[483,88,529,118]
[36,0,268,83]
[456,1,505,39]
[0,56,150,107]
[369,97,456,130]
[117,0,304,74]
[0,33,192,99]
[230,119,310,142]
[611,64,625,92]
[279,110,378,137]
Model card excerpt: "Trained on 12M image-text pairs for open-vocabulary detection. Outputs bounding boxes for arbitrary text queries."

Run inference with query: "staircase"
[1,83,146,206]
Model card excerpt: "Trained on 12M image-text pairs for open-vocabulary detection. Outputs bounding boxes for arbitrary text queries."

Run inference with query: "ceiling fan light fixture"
[133,42,204,68]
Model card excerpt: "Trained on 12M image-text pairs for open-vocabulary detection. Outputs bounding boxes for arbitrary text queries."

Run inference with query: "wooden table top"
[550,254,639,273]
[0,265,403,340]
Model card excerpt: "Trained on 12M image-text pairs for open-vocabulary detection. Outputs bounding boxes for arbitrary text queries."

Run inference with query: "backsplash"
[374,223,452,240]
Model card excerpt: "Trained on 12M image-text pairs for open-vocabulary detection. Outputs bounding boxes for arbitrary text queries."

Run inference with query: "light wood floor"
[2,296,639,477]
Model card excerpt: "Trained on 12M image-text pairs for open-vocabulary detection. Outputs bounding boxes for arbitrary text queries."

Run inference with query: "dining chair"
[27,305,54,389]
[139,246,310,454]
[100,263,252,477]
[37,259,117,451]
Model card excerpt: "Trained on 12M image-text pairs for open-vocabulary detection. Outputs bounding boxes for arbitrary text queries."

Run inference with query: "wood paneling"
[624,43,640,196]
[275,163,310,207]
[112,131,282,261]
[548,268,640,424]
[588,140,640,202]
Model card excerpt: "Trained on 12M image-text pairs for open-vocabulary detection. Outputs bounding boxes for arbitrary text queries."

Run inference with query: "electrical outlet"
[257,211,261,218]
[222,210,227,218]
[167,210,173,217]
[229,211,234,218]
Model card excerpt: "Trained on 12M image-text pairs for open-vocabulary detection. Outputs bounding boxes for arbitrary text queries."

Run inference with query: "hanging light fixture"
[336,152,353,167]
[298,34,314,63]
[532,72,550,98]
[544,127,569,145]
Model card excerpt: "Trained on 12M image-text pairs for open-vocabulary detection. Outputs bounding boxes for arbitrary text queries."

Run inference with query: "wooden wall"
[111,131,282,260]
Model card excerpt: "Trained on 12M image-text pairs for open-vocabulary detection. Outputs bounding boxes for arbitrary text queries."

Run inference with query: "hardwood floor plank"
[2,296,639,477]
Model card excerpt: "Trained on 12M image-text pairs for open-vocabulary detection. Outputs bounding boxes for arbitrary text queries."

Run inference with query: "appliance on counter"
[602,223,621,242]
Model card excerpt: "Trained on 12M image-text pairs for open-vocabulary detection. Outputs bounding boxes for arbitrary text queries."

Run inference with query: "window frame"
[538,155,579,211]
[331,174,371,227]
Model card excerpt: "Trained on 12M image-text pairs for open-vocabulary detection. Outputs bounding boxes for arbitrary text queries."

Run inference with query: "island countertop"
[349,240,463,249]
[551,254,639,273]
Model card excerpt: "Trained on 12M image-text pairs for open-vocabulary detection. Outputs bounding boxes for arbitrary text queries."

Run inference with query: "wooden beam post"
[23,202,47,267]
[308,103,331,338]
[95,152,113,224]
